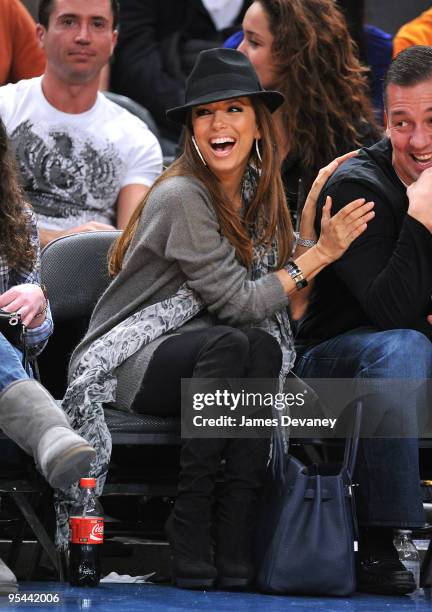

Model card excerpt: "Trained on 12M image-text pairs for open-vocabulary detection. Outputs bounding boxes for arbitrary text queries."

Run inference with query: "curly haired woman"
[238,0,382,215]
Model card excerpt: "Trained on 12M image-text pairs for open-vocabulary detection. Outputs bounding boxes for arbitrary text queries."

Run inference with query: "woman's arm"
[156,178,287,325]
[155,177,373,325]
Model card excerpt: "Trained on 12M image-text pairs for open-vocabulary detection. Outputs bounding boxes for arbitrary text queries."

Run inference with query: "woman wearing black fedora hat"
[67,48,374,590]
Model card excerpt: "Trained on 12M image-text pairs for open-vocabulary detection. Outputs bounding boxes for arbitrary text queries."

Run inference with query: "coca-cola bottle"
[69,477,104,586]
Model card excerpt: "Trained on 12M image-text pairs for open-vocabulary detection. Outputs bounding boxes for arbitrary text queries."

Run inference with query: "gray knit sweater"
[69,175,288,410]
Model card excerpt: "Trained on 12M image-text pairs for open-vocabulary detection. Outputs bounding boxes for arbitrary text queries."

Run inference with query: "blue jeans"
[295,327,431,528]
[0,332,30,393]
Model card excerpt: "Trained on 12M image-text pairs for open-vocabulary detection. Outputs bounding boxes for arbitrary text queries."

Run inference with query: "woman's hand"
[300,150,359,240]
[276,194,373,304]
[0,284,46,327]
[315,196,375,264]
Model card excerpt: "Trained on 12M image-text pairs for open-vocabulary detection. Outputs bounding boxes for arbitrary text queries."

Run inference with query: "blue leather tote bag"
[256,402,362,596]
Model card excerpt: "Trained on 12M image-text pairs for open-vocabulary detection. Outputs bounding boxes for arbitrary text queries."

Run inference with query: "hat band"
[187,73,262,104]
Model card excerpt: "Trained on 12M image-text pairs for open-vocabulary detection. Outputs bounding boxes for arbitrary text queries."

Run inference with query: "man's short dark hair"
[38,0,119,30]
[384,46,432,107]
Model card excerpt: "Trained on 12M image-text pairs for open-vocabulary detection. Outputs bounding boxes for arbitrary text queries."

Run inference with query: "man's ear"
[110,29,118,55]
[384,110,390,136]
[36,24,46,49]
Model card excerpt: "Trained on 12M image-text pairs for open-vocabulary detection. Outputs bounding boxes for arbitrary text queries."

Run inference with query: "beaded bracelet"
[294,232,317,248]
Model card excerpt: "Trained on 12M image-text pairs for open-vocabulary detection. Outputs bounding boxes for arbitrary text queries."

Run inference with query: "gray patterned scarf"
[55,168,295,549]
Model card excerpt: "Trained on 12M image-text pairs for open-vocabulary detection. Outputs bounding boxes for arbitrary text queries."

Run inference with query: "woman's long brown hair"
[258,0,381,192]
[109,100,293,277]
[0,119,35,269]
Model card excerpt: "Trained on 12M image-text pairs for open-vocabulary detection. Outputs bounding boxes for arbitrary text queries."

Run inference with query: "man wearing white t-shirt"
[0,0,163,246]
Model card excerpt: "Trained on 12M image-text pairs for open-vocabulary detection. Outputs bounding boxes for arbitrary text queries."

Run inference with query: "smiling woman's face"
[191,96,260,187]
[238,1,278,89]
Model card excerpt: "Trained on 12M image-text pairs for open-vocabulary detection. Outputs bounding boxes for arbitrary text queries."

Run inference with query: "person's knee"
[197,327,283,378]
[401,330,432,374]
[360,329,432,378]
[246,327,282,363]
[246,328,280,353]
[241,328,283,380]
[200,326,250,363]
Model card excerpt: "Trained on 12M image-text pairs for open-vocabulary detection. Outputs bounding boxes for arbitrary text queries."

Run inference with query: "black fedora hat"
[166,48,284,124]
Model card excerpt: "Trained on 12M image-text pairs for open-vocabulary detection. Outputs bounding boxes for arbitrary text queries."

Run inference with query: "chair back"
[102,91,174,164]
[103,91,160,139]
[39,231,120,396]
[41,231,120,322]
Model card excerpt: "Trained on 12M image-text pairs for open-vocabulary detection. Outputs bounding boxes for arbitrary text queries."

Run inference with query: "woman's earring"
[192,136,207,167]
[255,138,262,164]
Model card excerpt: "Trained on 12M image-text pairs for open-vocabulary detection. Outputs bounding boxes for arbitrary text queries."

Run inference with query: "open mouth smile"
[210,137,236,157]
[411,153,432,165]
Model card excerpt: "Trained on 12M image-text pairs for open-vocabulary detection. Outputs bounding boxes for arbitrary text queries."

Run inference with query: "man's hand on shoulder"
[407,167,432,232]
[39,222,117,247]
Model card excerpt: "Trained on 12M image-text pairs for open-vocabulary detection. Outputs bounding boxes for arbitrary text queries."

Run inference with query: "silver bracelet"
[294,232,317,248]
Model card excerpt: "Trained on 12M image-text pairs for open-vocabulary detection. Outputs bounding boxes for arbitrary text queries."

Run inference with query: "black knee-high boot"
[166,437,225,589]
[216,329,282,588]
[166,328,252,589]
[216,437,270,588]
[166,328,281,589]
[216,328,282,589]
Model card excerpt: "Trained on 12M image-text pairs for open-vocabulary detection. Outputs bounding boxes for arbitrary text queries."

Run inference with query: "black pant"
[132,325,282,417]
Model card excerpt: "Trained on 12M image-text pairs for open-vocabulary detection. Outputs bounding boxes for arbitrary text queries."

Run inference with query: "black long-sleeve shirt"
[297,138,432,347]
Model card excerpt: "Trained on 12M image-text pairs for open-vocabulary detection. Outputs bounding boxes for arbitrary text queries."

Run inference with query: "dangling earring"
[255,138,262,164]
[192,136,207,167]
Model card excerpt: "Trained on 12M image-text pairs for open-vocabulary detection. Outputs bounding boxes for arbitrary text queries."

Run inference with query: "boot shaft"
[0,379,70,456]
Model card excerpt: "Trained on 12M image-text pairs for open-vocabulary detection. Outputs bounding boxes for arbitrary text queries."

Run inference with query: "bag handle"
[342,400,362,477]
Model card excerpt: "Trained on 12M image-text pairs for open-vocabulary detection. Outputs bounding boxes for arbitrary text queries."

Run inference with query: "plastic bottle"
[69,477,104,587]
[393,529,420,592]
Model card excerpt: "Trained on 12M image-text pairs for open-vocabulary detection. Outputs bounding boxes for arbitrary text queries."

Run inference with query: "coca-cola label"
[70,517,104,544]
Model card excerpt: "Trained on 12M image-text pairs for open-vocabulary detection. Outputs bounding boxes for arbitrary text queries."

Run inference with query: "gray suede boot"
[0,380,95,488]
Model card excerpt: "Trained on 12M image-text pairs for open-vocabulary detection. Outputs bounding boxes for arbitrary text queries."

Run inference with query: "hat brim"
[166,89,284,124]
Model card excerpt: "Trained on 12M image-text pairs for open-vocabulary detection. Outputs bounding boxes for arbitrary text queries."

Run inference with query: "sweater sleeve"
[321,180,432,330]
[151,178,288,325]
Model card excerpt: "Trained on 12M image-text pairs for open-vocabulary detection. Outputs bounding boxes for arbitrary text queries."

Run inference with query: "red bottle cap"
[80,477,97,488]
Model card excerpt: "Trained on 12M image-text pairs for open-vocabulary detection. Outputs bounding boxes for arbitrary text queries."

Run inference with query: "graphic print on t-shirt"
[10,120,124,228]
